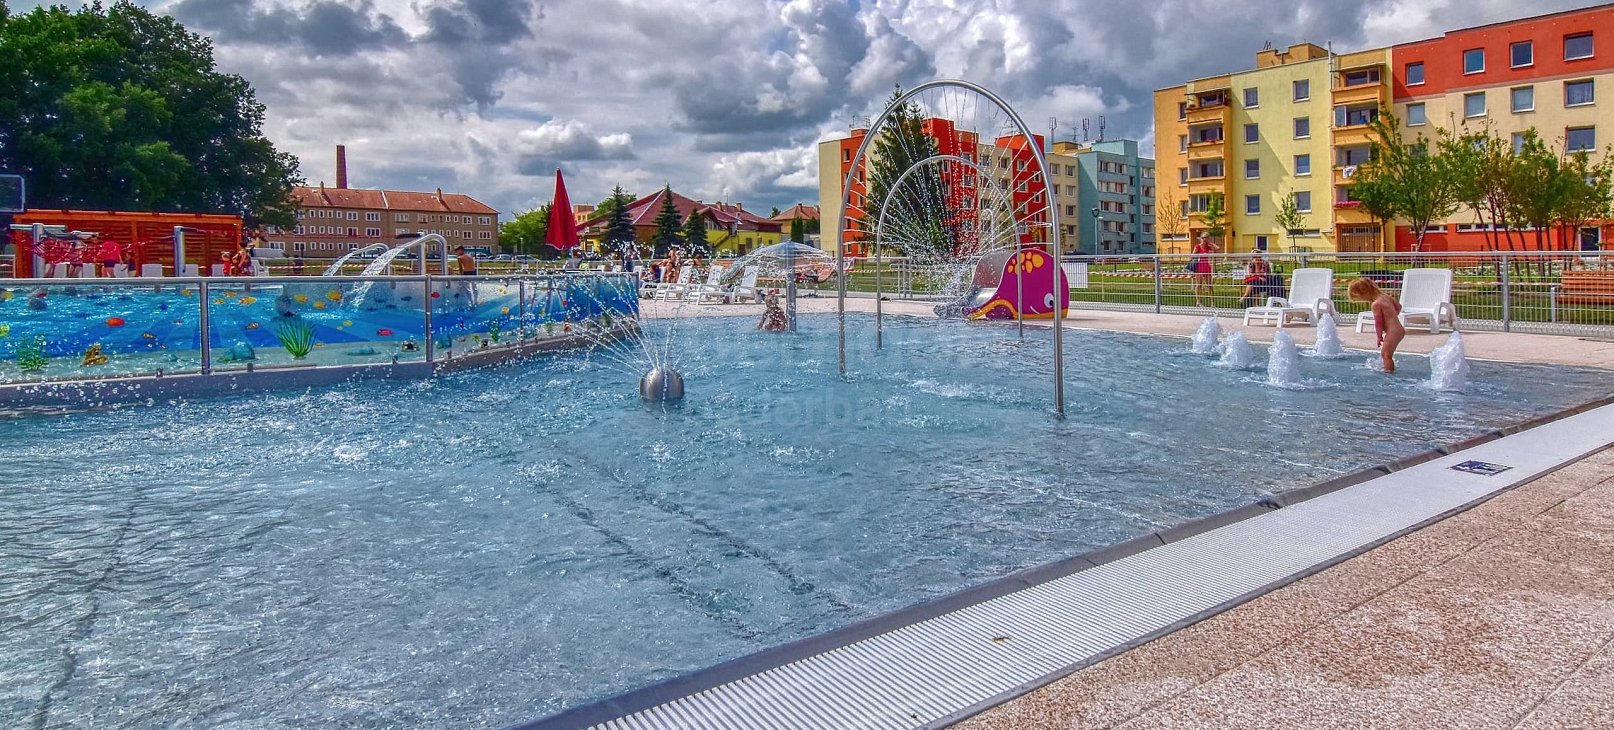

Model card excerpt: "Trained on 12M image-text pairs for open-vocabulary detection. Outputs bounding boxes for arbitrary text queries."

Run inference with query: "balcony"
[1186,103,1230,126]
[1333,200,1376,225]
[1331,124,1377,148]
[1331,82,1386,107]
[1186,177,1228,197]
[1186,139,1227,161]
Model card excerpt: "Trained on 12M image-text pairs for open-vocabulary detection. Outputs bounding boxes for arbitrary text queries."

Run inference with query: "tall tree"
[1440,127,1519,251]
[789,217,806,243]
[1200,192,1227,244]
[498,204,550,255]
[1508,129,1570,252]
[681,210,709,255]
[602,186,635,251]
[593,190,636,220]
[649,186,683,256]
[858,86,947,256]
[1274,190,1305,252]
[1351,112,1460,252]
[1154,184,1186,253]
[0,2,303,226]
[1555,146,1614,250]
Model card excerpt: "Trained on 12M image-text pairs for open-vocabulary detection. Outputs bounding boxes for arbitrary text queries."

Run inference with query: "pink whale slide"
[966,248,1071,320]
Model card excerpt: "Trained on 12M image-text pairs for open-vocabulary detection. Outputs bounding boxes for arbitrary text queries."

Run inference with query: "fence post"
[518,278,528,342]
[1500,254,1511,333]
[1153,257,1163,313]
[199,280,212,374]
[424,275,436,366]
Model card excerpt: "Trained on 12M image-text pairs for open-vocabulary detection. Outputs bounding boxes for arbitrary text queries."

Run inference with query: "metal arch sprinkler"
[872,153,1020,349]
[836,79,1067,417]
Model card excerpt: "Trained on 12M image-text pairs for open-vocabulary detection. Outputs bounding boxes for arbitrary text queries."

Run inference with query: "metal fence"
[825,251,1614,338]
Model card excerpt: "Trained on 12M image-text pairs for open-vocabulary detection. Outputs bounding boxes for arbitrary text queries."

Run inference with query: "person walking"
[1190,234,1218,307]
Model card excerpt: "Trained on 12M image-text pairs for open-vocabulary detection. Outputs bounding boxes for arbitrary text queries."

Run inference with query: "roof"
[771,203,820,222]
[291,185,498,215]
[580,189,782,234]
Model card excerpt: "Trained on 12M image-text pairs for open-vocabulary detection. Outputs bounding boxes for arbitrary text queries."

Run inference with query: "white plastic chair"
[141,264,165,277]
[683,265,728,301]
[1357,268,1459,334]
[646,267,693,300]
[78,263,99,278]
[699,266,761,304]
[1243,267,1336,327]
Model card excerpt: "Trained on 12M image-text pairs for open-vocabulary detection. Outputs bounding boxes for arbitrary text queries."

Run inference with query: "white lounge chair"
[78,263,99,278]
[698,266,761,304]
[140,263,165,277]
[112,264,129,278]
[52,262,71,278]
[1243,267,1336,327]
[1357,268,1459,334]
[682,265,727,301]
[645,267,693,300]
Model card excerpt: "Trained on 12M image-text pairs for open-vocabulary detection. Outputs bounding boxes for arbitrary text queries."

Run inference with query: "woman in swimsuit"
[1349,277,1404,373]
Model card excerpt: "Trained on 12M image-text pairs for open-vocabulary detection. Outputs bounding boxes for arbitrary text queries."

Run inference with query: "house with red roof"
[579,188,782,256]
[770,203,819,224]
[269,145,500,258]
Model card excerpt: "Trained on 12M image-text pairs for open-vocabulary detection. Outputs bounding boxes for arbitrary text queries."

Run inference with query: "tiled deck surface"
[644,296,1614,728]
[958,447,1614,730]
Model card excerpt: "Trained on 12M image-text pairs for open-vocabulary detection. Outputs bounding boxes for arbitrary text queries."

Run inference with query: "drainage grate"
[517,403,1614,730]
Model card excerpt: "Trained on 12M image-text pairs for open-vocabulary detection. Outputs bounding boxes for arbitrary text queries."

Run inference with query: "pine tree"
[650,185,683,256]
[603,186,636,252]
[682,210,709,256]
[858,86,947,255]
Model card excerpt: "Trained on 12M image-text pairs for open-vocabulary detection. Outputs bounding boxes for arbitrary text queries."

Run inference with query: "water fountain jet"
[1217,332,1259,370]
[1267,330,1301,387]
[1191,317,1223,355]
[1309,313,1345,358]
[1429,331,1469,392]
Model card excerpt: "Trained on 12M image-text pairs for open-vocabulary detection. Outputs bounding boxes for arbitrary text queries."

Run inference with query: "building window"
[293,241,305,252]
[1243,123,1259,143]
[1295,154,1311,176]
[1178,134,1188,152]
[1245,194,1261,215]
[1179,167,1188,185]
[462,231,473,239]
[1406,62,1425,85]
[1511,40,1533,68]
[1566,79,1595,107]
[479,231,493,240]
[1293,117,1310,138]
[365,227,381,237]
[1294,191,1312,212]
[1565,33,1594,61]
[1512,132,1527,155]
[395,213,408,222]
[346,211,358,221]
[1243,87,1259,107]
[1464,91,1487,118]
[1245,159,1260,179]
[417,214,428,222]
[365,212,380,222]
[347,227,358,236]
[480,216,492,225]
[1511,86,1534,113]
[1293,79,1309,101]
[1343,68,1381,87]
[1463,48,1485,74]
[1407,102,1427,126]
[1566,127,1597,152]
[294,225,305,234]
[1177,101,1187,120]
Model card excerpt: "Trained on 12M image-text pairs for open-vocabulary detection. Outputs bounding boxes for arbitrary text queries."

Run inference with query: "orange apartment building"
[269,146,499,257]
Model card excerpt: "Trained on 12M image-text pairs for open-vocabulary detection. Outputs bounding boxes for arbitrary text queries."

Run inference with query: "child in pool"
[757,289,789,332]
[1349,277,1403,373]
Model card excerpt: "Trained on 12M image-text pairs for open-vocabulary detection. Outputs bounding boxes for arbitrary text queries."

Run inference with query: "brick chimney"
[335,145,348,189]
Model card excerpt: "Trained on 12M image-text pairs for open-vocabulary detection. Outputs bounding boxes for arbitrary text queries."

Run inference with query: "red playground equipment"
[7,209,243,277]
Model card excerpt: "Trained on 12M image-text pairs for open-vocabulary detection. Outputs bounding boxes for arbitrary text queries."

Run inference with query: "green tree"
[1200,192,1227,243]
[498,204,550,255]
[1348,112,1461,252]
[681,210,709,255]
[789,217,806,243]
[858,86,947,255]
[0,2,303,226]
[1439,126,1518,251]
[602,186,636,251]
[649,185,683,256]
[1274,190,1305,252]
[1508,129,1571,252]
[594,190,636,220]
[1555,146,1614,250]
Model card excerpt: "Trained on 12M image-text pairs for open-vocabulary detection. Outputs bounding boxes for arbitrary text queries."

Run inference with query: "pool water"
[2,314,1607,728]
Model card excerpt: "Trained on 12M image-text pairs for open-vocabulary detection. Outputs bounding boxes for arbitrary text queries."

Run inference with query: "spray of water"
[1191,317,1223,355]
[1217,331,1259,370]
[1308,313,1346,358]
[1267,330,1302,387]
[1429,331,1470,392]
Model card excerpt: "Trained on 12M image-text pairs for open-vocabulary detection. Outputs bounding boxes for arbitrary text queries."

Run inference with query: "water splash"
[1309,313,1346,358]
[1217,332,1259,370]
[1267,330,1301,387]
[1191,317,1223,355]
[1429,331,1470,392]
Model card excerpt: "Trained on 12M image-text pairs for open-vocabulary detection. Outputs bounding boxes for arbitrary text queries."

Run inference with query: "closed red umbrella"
[547,168,580,250]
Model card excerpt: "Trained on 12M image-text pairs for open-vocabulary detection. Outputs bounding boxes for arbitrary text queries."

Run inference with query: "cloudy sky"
[13,0,1607,217]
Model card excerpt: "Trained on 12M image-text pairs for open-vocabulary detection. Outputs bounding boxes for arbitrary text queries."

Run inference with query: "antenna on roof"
[1262,40,1274,51]
[1080,119,1091,144]
[1096,115,1107,143]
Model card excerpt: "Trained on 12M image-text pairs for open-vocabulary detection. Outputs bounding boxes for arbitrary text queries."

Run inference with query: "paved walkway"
[957,447,1614,730]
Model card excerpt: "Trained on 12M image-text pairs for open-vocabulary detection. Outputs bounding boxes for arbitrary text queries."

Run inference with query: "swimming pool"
[2,313,1607,728]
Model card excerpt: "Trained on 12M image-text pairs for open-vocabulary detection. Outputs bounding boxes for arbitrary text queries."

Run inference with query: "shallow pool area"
[2,313,1609,728]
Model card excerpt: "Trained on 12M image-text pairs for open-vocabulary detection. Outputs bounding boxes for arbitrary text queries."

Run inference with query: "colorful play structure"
[6,209,243,278]
[963,248,1071,320]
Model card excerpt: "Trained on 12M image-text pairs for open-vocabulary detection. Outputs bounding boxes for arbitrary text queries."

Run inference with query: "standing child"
[1349,277,1404,373]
